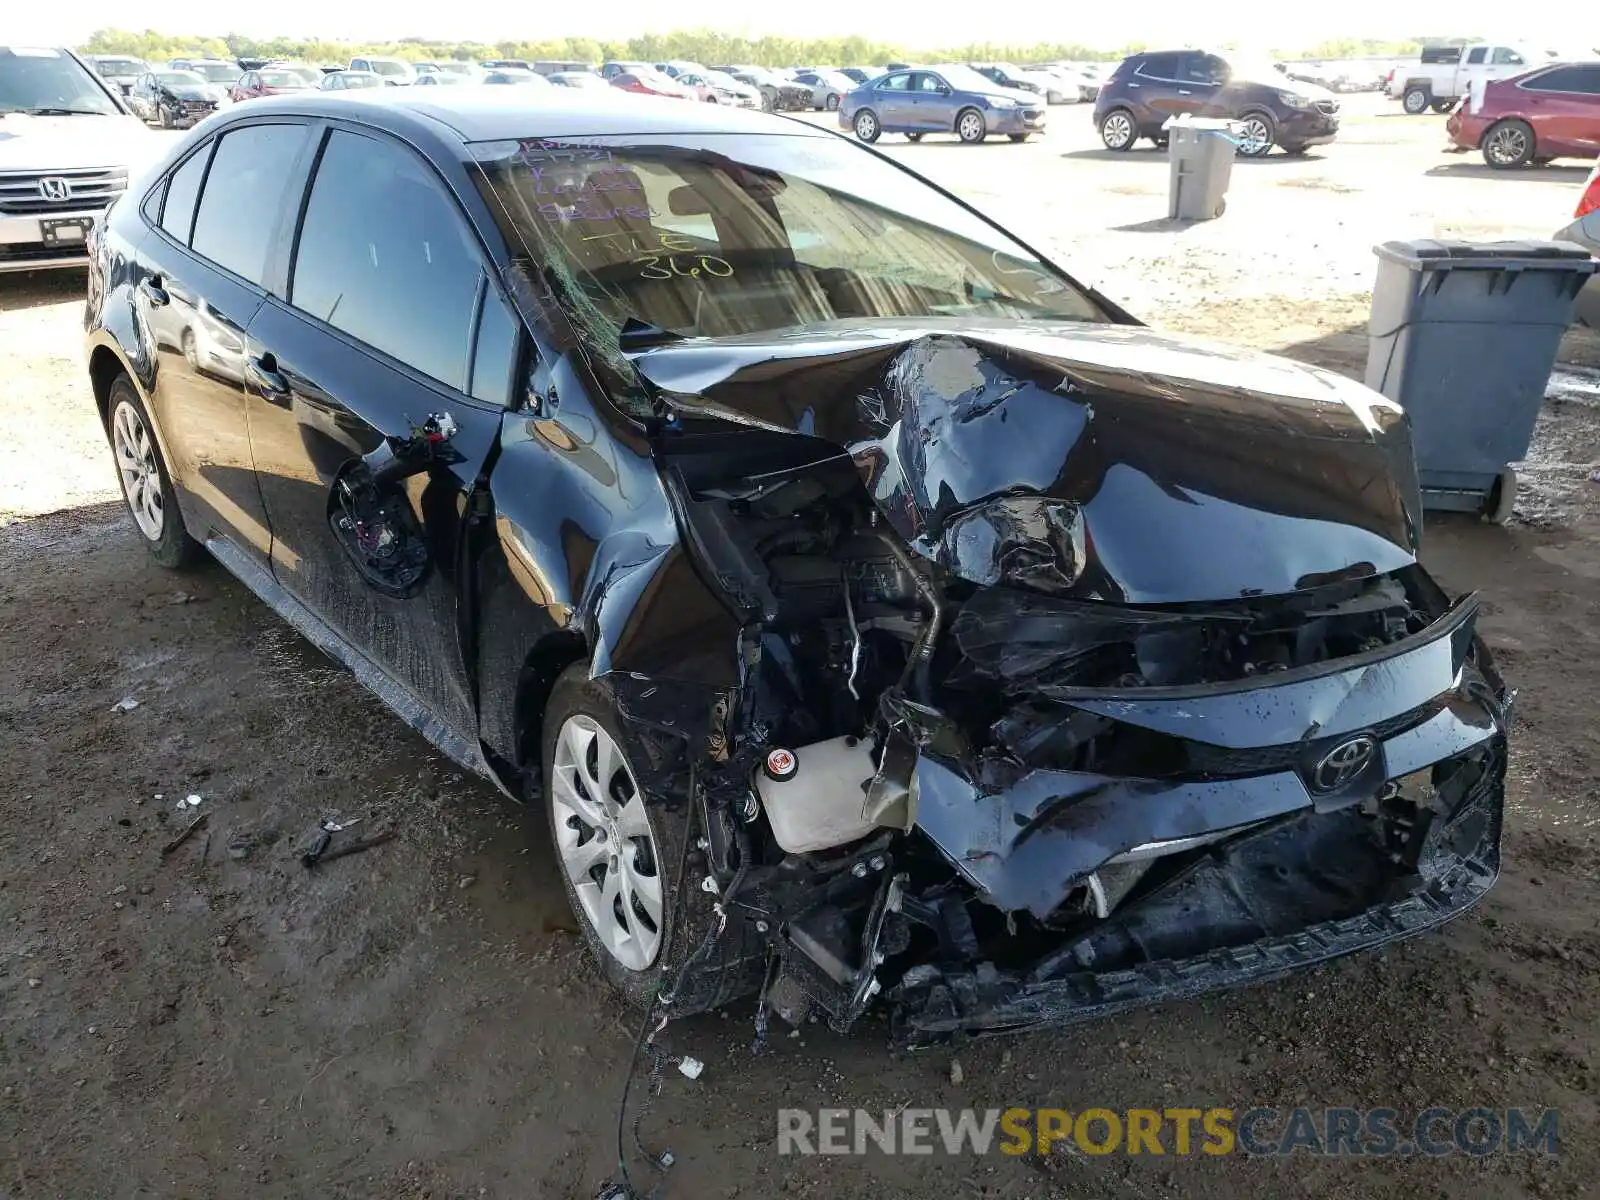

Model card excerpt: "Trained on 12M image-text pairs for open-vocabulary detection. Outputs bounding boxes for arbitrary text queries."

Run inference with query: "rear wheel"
[1099,108,1136,151]
[1402,86,1430,115]
[1482,119,1534,169]
[853,108,880,142]
[956,107,987,143]
[825,93,840,111]
[106,375,201,569]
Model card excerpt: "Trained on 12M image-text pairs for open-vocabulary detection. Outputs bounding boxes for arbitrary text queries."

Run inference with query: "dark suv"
[1093,50,1341,157]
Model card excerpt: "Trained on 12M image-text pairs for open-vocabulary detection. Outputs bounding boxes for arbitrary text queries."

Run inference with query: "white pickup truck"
[1389,43,1557,114]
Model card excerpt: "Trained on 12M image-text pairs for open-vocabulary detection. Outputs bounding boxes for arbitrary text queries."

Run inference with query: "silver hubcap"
[959,113,983,140]
[551,716,663,972]
[856,112,876,138]
[1488,127,1526,164]
[1240,118,1271,153]
[1405,92,1426,113]
[1104,112,1132,147]
[112,400,164,542]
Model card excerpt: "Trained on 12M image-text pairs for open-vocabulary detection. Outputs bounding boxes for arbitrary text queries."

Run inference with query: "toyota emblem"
[38,176,72,202]
[1311,735,1378,792]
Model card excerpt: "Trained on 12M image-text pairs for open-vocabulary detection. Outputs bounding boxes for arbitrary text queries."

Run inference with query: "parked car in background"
[791,70,854,111]
[610,68,690,99]
[230,68,313,103]
[972,62,1070,104]
[271,64,327,87]
[532,61,592,77]
[319,70,385,92]
[432,62,480,81]
[656,60,707,80]
[1094,51,1340,157]
[1031,64,1098,102]
[838,67,875,85]
[130,70,229,127]
[676,71,760,107]
[85,88,1513,1043]
[842,64,1046,143]
[483,69,550,87]
[348,56,416,86]
[414,72,470,87]
[1390,43,1559,114]
[1557,162,1600,327]
[481,58,533,72]
[0,44,157,273]
[722,66,810,111]
[600,60,652,80]
[547,71,609,90]
[167,59,242,89]
[83,55,150,95]
[1446,62,1600,167]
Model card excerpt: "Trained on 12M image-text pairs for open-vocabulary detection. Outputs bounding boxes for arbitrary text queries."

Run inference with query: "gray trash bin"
[1166,118,1237,221]
[1365,240,1598,519]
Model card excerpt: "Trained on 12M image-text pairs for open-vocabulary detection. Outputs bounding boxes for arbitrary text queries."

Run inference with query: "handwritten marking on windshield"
[634,254,734,280]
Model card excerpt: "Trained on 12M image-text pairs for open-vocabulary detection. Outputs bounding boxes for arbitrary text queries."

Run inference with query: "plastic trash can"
[1165,117,1238,221]
[1364,240,1598,520]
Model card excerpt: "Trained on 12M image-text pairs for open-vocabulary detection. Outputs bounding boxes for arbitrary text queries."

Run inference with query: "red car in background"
[609,68,691,100]
[230,67,313,102]
[1447,61,1600,168]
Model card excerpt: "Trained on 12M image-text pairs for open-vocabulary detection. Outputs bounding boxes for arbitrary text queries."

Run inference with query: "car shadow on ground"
[0,268,87,314]
[1425,162,1592,181]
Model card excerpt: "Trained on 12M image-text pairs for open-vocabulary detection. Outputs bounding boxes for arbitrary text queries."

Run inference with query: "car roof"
[218,89,838,143]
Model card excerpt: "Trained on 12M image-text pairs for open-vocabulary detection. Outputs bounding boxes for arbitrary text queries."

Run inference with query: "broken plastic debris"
[677,1056,705,1080]
[111,697,140,713]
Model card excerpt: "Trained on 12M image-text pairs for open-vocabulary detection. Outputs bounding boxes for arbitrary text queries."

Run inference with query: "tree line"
[81,27,1428,68]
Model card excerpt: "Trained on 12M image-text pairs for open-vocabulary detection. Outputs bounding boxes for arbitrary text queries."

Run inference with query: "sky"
[6,0,1571,50]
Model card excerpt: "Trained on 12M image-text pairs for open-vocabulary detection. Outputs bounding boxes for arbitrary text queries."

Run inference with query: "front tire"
[853,108,880,142]
[1482,119,1535,169]
[106,375,201,570]
[1236,110,1277,157]
[1099,107,1136,151]
[955,107,987,143]
[542,666,684,1009]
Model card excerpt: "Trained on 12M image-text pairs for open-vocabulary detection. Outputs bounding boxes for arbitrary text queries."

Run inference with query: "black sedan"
[85,89,1510,1041]
[126,70,229,128]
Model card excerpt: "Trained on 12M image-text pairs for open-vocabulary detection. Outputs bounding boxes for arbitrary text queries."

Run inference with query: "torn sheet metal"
[628,318,1421,604]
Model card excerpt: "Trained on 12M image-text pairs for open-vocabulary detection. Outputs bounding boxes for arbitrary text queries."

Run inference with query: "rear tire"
[105,375,202,570]
[853,108,880,142]
[1099,107,1136,151]
[1402,86,1430,115]
[825,93,840,111]
[1482,119,1535,169]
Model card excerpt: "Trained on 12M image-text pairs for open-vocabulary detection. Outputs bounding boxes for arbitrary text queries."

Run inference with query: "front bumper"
[0,209,103,273]
[1280,106,1340,144]
[992,106,1047,134]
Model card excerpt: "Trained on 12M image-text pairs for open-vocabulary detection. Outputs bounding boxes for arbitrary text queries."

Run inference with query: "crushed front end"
[614,322,1512,1042]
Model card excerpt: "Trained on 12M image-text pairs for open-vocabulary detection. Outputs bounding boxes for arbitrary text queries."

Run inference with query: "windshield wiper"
[12,107,112,117]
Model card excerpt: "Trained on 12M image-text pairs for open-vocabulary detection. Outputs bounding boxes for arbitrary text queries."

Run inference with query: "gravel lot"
[3,97,1599,1200]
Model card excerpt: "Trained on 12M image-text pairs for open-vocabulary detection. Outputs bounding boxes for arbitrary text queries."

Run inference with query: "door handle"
[246,353,291,404]
[1178,89,1192,95]
[138,275,169,307]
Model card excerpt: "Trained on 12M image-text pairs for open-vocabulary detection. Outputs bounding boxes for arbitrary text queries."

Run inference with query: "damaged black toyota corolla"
[86,91,1510,1041]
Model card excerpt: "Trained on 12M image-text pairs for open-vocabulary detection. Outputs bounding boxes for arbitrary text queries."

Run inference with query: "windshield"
[157,71,205,86]
[344,73,384,88]
[259,70,305,88]
[933,64,1016,93]
[471,131,1104,364]
[97,58,146,75]
[0,47,121,114]
[189,63,239,83]
[438,62,474,75]
[702,70,743,90]
[368,60,409,77]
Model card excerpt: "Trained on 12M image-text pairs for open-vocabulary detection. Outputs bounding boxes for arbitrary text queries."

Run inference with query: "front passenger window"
[290,129,485,392]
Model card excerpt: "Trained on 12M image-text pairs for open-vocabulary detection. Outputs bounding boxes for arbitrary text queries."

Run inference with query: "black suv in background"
[1093,50,1341,156]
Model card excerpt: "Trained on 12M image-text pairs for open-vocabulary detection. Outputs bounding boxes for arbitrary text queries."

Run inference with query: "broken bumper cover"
[888,596,1509,1040]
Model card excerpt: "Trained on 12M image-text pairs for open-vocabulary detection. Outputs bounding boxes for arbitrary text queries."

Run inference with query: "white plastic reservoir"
[754,735,881,854]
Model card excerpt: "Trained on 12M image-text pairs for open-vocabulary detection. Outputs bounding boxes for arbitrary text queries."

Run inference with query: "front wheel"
[106,375,201,569]
[1099,108,1136,151]
[1482,119,1534,169]
[853,108,880,142]
[955,107,987,144]
[1236,111,1277,157]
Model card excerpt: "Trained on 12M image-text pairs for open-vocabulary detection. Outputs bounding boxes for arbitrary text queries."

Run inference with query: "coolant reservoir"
[754,736,881,854]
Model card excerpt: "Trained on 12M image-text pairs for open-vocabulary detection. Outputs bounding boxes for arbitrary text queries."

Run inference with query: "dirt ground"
[2,97,1599,1200]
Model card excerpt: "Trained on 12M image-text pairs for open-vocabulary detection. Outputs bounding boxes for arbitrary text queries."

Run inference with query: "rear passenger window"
[191,123,310,284]
[291,130,485,392]
[159,143,209,244]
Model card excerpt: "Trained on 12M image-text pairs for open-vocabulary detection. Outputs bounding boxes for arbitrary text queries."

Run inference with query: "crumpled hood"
[630,318,1421,604]
[0,114,158,171]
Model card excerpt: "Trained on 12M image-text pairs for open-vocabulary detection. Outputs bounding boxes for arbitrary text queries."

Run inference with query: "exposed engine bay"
[589,325,1511,1042]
